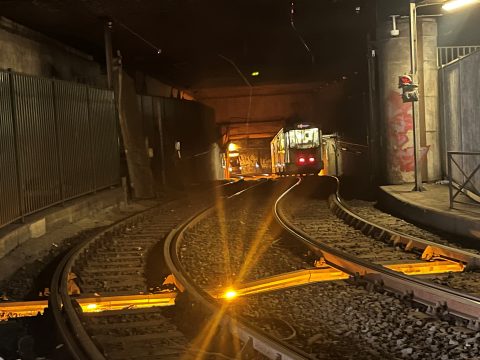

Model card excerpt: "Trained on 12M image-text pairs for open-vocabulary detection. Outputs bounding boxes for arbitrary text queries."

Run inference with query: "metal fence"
[0,70,120,229]
[440,49,480,207]
[447,152,480,209]
[437,46,480,67]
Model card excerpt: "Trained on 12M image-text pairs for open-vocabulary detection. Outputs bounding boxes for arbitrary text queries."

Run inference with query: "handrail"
[437,46,480,67]
[447,151,480,209]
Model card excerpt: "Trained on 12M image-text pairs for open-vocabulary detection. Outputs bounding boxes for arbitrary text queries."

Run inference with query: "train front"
[271,124,324,175]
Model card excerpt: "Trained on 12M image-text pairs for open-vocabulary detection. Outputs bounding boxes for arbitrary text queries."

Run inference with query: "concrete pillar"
[418,19,441,182]
[377,18,440,184]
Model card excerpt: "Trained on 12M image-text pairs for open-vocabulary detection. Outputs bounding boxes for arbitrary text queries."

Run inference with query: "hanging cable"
[115,19,162,55]
[290,0,315,64]
[218,54,253,125]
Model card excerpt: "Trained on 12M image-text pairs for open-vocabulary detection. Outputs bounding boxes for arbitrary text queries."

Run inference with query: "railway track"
[339,199,480,296]
[167,177,480,359]
[49,179,266,360]
[6,175,480,359]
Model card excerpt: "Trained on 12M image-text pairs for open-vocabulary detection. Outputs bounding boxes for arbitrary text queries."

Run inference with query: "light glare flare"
[86,303,97,310]
[442,0,478,11]
[224,290,238,300]
[228,142,238,152]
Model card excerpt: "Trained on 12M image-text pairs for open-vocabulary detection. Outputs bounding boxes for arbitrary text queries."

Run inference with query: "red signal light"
[399,75,413,87]
[309,157,315,163]
[298,157,305,163]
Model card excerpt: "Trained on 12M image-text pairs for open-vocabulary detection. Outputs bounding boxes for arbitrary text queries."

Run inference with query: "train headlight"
[309,157,315,163]
[298,157,305,163]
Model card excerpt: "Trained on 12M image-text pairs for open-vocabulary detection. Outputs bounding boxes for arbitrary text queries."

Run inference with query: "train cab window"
[287,128,319,149]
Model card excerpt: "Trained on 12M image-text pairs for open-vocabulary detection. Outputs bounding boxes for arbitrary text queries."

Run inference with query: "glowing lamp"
[251,71,260,76]
[224,289,237,300]
[86,303,97,310]
[228,143,238,152]
[309,157,315,163]
[298,157,305,163]
[442,0,479,11]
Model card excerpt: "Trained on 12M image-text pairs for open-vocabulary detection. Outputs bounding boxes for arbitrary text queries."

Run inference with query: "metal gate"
[440,50,480,206]
[0,70,120,229]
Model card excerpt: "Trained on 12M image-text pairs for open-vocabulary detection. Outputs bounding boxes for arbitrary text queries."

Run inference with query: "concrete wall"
[0,17,104,86]
[231,138,272,175]
[377,18,440,184]
[193,81,346,134]
[419,19,441,182]
[116,71,156,198]
[135,71,195,100]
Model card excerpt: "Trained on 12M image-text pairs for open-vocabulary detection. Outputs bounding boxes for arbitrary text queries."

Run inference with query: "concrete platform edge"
[0,187,125,259]
[378,187,480,241]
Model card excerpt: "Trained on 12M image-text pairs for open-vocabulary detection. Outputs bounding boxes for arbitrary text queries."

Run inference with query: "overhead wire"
[290,0,315,64]
[218,54,253,127]
[114,18,162,54]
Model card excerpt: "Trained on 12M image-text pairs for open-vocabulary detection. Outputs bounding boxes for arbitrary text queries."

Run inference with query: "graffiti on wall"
[239,151,271,173]
[387,91,429,177]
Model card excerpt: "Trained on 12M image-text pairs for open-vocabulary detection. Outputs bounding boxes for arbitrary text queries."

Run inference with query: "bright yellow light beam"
[0,260,464,321]
[223,290,238,300]
[442,0,479,11]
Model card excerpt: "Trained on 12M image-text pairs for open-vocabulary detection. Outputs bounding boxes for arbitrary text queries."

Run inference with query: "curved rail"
[164,181,310,360]
[49,180,248,359]
[274,176,480,325]
[329,194,480,269]
[50,209,154,359]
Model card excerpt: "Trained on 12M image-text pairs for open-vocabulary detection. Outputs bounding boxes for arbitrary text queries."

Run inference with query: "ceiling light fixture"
[442,0,479,11]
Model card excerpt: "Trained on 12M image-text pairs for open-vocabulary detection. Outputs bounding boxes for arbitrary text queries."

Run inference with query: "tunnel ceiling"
[1,0,376,89]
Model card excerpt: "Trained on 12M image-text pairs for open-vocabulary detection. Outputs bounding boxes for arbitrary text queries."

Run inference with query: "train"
[270,123,324,175]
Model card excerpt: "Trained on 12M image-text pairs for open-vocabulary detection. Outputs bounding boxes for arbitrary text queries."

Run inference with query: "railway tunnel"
[1,1,480,359]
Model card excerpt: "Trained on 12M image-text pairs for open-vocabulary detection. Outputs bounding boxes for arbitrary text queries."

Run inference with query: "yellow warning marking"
[383,259,464,275]
[212,266,349,299]
[0,259,464,320]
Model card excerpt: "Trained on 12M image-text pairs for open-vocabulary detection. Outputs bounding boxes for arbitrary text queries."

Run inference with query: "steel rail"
[274,176,480,326]
[49,180,246,359]
[50,206,157,359]
[164,180,311,360]
[329,193,480,269]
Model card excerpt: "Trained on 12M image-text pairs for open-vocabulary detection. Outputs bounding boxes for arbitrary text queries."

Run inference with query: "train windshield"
[286,128,320,149]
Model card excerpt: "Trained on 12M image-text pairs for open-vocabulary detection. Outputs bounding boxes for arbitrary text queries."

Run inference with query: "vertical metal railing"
[0,71,21,226]
[437,46,480,67]
[0,70,120,230]
[447,151,480,209]
[88,88,120,189]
